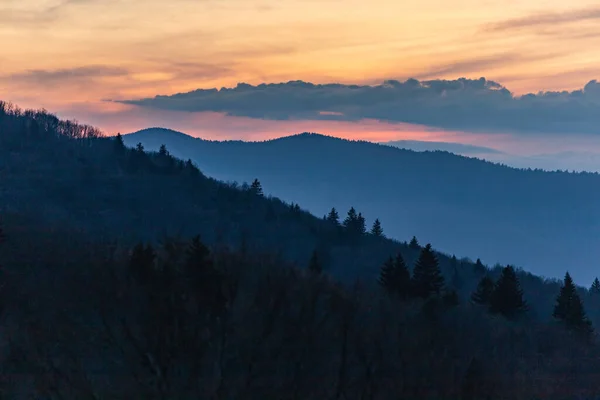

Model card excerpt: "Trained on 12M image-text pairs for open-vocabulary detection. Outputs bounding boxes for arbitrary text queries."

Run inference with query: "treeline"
[0,101,103,141]
[2,228,600,399]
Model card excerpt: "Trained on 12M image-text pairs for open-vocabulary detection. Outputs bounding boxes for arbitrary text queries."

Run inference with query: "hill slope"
[124,128,600,284]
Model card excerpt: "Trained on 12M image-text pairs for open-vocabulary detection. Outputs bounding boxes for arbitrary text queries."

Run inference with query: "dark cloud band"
[118,78,600,135]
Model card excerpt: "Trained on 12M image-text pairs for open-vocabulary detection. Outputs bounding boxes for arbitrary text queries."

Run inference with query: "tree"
[343,207,358,229]
[489,265,527,318]
[409,236,420,250]
[250,178,263,196]
[370,218,384,237]
[553,271,593,336]
[128,242,156,285]
[590,277,600,294]
[450,255,462,289]
[379,253,411,300]
[357,213,366,235]
[308,250,322,274]
[327,208,340,225]
[135,142,144,152]
[113,132,125,151]
[471,276,495,305]
[411,244,444,298]
[474,258,486,274]
[159,144,169,157]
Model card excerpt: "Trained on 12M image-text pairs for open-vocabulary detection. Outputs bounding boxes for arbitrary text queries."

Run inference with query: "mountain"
[4,103,600,399]
[124,128,600,284]
[382,139,503,155]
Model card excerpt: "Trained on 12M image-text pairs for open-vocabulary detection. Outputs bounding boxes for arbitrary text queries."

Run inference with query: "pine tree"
[159,144,169,157]
[357,212,366,235]
[471,276,495,305]
[327,208,340,225]
[474,258,486,274]
[590,277,600,294]
[489,265,527,318]
[250,178,263,196]
[114,132,125,151]
[343,207,358,229]
[370,218,384,237]
[409,236,420,250]
[379,256,396,293]
[411,244,445,298]
[136,142,145,152]
[379,253,411,300]
[308,250,322,274]
[553,271,593,336]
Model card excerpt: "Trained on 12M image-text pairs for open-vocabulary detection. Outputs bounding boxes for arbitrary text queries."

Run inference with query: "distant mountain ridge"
[382,140,504,155]
[124,128,600,284]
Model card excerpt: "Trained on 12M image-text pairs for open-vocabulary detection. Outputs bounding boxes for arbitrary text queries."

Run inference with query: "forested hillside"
[3,101,600,398]
[124,127,600,284]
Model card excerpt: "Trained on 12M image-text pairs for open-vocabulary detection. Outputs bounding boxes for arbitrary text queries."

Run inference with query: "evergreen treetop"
[471,276,495,305]
[159,144,169,157]
[591,277,600,294]
[371,218,384,237]
[409,236,420,249]
[411,243,444,298]
[114,132,125,151]
[553,271,593,336]
[326,207,340,225]
[250,178,264,196]
[379,253,411,300]
[489,265,527,319]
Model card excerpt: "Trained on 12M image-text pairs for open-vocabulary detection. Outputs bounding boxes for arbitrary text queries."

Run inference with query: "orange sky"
[2,0,600,147]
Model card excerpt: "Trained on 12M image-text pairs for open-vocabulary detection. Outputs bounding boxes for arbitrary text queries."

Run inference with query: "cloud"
[4,65,129,86]
[117,76,600,135]
[484,6,600,32]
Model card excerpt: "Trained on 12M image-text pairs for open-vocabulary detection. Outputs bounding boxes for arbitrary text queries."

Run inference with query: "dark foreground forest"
[2,101,600,399]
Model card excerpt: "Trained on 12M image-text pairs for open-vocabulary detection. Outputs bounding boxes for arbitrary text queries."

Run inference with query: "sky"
[2,0,600,160]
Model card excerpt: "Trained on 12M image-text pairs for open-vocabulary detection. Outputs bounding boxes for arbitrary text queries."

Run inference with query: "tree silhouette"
[489,265,527,318]
[379,253,411,300]
[553,271,593,336]
[409,236,420,250]
[473,258,486,274]
[590,277,600,294]
[327,207,340,225]
[135,142,145,153]
[113,132,125,152]
[411,244,444,298]
[357,212,366,235]
[450,255,462,289]
[471,276,494,305]
[370,218,384,237]
[250,178,264,196]
[343,207,366,235]
[159,144,169,157]
[308,250,322,274]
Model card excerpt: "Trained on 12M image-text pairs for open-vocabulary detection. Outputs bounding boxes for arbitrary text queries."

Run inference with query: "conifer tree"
[471,276,495,305]
[357,212,366,235]
[553,271,593,335]
[379,253,411,300]
[379,256,396,293]
[250,178,264,196]
[136,142,144,152]
[411,243,445,298]
[308,250,322,274]
[159,144,169,157]
[409,236,420,250]
[474,258,486,274]
[343,207,358,229]
[590,277,600,294]
[327,207,340,225]
[114,132,125,151]
[370,218,384,237]
[489,265,527,318]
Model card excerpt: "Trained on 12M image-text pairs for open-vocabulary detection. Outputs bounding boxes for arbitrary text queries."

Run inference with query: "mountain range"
[124,128,600,284]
